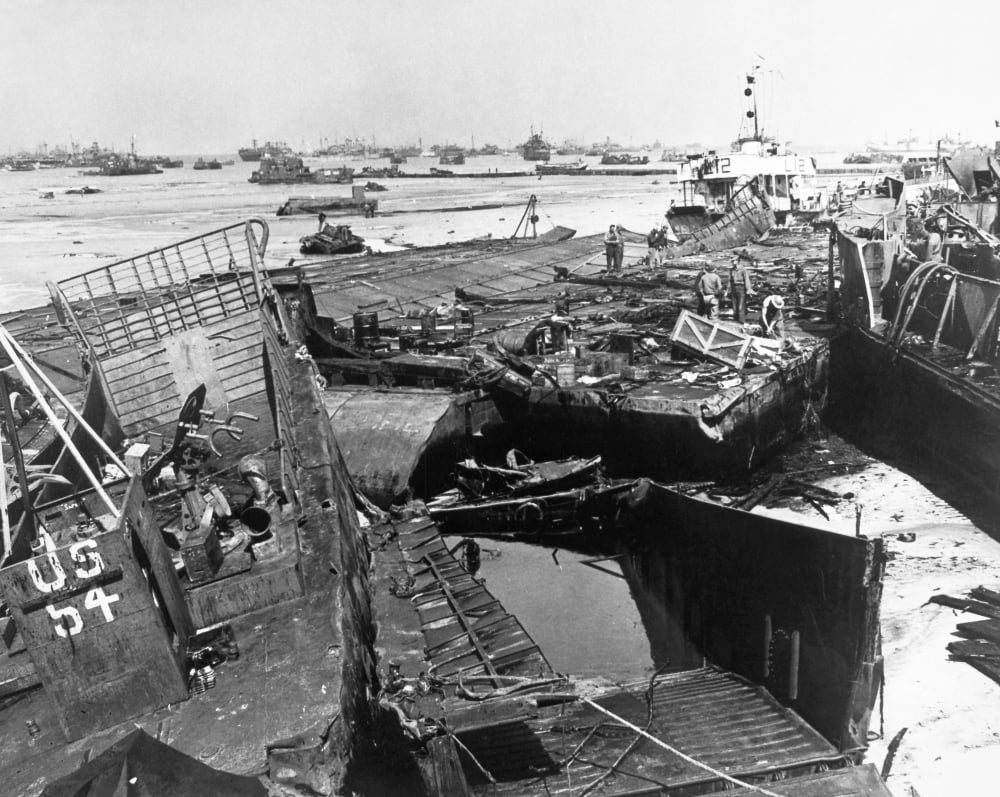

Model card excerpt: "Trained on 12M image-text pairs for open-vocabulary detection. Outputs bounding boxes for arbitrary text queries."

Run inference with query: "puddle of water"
[474,539,655,681]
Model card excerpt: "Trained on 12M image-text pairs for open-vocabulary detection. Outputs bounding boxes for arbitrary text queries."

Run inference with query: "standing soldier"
[614,225,625,273]
[728,258,756,323]
[695,263,723,319]
[604,224,619,273]
[647,225,660,269]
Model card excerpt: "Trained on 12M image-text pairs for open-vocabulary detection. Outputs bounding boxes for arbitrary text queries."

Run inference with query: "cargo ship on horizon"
[238,139,294,162]
[521,126,552,161]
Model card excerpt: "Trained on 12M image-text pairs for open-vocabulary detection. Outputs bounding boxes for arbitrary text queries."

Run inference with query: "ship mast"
[744,72,760,143]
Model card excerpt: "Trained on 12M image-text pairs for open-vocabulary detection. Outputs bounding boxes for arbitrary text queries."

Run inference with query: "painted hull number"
[28,540,122,636]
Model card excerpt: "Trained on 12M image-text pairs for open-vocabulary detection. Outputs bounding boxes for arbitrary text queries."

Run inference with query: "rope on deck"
[579,696,786,797]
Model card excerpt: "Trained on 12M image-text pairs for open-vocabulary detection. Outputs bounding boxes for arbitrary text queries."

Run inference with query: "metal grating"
[50,219,269,359]
[395,519,552,683]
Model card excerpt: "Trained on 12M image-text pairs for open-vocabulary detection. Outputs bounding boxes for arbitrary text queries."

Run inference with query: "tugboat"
[520,126,552,161]
[193,158,223,170]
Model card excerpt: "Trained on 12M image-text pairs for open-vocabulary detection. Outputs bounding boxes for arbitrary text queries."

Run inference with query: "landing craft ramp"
[283,233,637,325]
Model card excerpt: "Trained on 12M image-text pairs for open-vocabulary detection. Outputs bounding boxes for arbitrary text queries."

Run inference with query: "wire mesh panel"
[50,220,268,359]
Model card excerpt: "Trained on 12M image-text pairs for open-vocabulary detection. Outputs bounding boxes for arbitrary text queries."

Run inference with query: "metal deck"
[293,233,642,325]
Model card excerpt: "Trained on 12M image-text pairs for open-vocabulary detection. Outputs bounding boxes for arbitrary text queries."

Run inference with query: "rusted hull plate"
[324,389,464,507]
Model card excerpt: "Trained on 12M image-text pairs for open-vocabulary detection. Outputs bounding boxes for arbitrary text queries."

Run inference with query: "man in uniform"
[603,224,619,272]
[729,257,756,323]
[925,213,948,261]
[613,225,625,273]
[695,263,723,319]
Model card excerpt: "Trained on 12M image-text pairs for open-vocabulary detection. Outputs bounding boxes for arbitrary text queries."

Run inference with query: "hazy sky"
[3,0,999,155]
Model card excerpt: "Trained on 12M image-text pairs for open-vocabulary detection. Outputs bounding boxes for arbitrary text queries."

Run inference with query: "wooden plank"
[970,586,1000,608]
[415,734,473,796]
[957,618,1000,644]
[929,594,1000,620]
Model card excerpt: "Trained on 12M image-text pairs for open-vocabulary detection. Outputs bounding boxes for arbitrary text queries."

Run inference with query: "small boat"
[536,159,588,175]
[39,191,54,199]
[600,152,649,165]
[312,165,354,184]
[298,223,366,255]
[427,482,632,539]
[425,453,615,539]
[65,186,102,195]
[193,158,223,170]
[429,167,453,176]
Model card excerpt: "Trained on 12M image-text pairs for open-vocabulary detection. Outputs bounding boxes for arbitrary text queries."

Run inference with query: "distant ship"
[238,139,294,162]
[438,145,466,165]
[193,157,223,170]
[88,140,162,176]
[520,127,552,161]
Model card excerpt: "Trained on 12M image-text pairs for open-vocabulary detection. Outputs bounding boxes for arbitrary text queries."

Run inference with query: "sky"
[3,0,1000,155]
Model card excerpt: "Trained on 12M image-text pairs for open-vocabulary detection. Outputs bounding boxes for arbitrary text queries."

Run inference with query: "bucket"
[352,312,379,345]
[241,506,272,542]
[556,362,576,387]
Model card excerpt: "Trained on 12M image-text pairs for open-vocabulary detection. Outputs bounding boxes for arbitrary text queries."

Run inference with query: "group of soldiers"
[604,219,787,339]
[695,256,786,338]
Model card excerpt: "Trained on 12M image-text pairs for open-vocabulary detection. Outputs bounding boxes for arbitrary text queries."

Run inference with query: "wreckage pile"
[932,587,1000,686]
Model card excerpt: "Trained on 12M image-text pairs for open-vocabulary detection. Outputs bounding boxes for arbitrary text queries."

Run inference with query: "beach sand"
[758,437,1000,796]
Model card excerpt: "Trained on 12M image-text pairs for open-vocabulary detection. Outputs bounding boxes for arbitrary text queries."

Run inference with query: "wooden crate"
[669,310,752,370]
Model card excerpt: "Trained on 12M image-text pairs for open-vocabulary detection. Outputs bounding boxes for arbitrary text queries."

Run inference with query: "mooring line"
[579,697,786,797]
